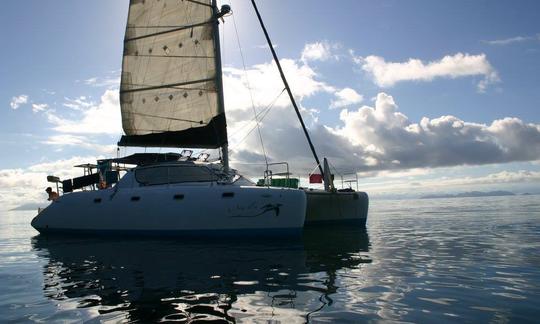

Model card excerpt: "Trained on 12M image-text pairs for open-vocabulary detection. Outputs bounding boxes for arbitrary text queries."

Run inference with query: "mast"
[250,0,325,177]
[212,0,229,172]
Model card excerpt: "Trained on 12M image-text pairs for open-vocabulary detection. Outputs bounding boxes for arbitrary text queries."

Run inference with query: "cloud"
[83,72,120,89]
[230,89,540,178]
[254,43,278,50]
[42,89,56,95]
[464,170,540,185]
[483,34,539,46]
[10,95,29,109]
[0,156,103,210]
[331,93,540,171]
[301,41,339,62]
[356,169,540,196]
[330,88,364,109]
[31,103,48,113]
[357,53,500,92]
[42,134,117,155]
[223,59,334,118]
[46,89,122,135]
[63,96,94,110]
[217,49,536,178]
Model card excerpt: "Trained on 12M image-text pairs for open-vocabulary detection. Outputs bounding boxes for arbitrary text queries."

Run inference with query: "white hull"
[304,190,368,226]
[32,185,306,236]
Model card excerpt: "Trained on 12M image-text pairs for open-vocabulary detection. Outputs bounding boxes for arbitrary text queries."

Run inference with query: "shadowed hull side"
[304,190,368,227]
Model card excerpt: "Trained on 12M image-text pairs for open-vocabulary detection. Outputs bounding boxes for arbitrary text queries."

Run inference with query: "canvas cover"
[119,0,227,148]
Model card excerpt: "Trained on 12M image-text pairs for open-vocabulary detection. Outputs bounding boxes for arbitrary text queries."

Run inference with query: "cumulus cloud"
[330,88,363,109]
[223,59,334,119]
[83,75,120,88]
[301,41,339,62]
[357,169,540,196]
[63,96,94,110]
[357,53,500,92]
[31,103,48,113]
[10,95,29,109]
[216,50,536,178]
[229,89,540,178]
[331,93,540,171]
[483,34,540,46]
[46,89,122,135]
[0,156,104,210]
[42,134,117,155]
[464,170,540,185]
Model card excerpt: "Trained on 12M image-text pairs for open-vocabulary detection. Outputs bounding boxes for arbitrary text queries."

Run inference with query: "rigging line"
[255,88,285,122]
[308,163,321,176]
[231,2,269,168]
[228,88,284,140]
[250,0,325,177]
[229,89,285,150]
[230,90,284,144]
[327,159,344,187]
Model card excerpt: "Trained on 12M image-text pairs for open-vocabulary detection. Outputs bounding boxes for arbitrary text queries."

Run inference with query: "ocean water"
[0,195,539,323]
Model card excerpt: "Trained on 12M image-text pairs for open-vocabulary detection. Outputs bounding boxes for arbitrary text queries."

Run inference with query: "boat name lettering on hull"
[229,203,282,218]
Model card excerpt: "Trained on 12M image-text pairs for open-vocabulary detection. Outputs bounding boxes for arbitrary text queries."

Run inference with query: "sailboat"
[31,0,368,236]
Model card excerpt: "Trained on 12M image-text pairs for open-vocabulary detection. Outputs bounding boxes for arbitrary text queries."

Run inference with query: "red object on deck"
[309,174,323,183]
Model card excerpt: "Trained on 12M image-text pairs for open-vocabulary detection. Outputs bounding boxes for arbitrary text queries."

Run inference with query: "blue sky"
[1,0,540,206]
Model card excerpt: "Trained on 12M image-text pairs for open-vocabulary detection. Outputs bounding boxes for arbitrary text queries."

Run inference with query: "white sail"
[119,0,226,148]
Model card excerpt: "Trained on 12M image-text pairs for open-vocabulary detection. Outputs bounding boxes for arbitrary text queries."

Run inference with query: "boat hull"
[31,186,306,236]
[304,190,368,226]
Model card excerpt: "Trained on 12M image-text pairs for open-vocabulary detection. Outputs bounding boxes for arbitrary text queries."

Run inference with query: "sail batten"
[124,21,212,42]
[121,77,215,94]
[119,0,226,149]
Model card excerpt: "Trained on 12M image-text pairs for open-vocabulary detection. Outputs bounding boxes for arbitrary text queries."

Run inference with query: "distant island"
[420,191,516,199]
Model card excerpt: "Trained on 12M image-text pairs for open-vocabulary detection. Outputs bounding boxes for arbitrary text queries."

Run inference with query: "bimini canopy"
[118,0,227,149]
[100,153,182,166]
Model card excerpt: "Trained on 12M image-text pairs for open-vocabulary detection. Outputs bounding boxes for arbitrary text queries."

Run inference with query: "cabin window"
[168,165,217,183]
[135,165,217,186]
[136,166,169,185]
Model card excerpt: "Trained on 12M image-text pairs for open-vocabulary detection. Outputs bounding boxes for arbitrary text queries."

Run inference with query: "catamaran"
[31,0,368,236]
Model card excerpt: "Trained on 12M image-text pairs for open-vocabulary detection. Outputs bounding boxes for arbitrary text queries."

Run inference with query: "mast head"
[216,5,231,19]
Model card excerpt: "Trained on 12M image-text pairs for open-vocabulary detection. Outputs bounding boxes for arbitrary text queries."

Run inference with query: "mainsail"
[118,0,227,149]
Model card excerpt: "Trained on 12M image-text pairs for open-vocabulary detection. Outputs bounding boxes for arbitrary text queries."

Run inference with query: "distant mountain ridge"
[420,191,516,199]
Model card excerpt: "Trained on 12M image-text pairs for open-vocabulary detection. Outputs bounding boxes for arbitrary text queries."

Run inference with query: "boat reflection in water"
[32,226,370,323]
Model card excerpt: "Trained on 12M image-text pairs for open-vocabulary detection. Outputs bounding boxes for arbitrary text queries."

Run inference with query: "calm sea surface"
[1,195,539,323]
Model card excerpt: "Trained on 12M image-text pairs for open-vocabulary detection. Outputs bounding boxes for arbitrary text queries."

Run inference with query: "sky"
[1,0,540,209]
